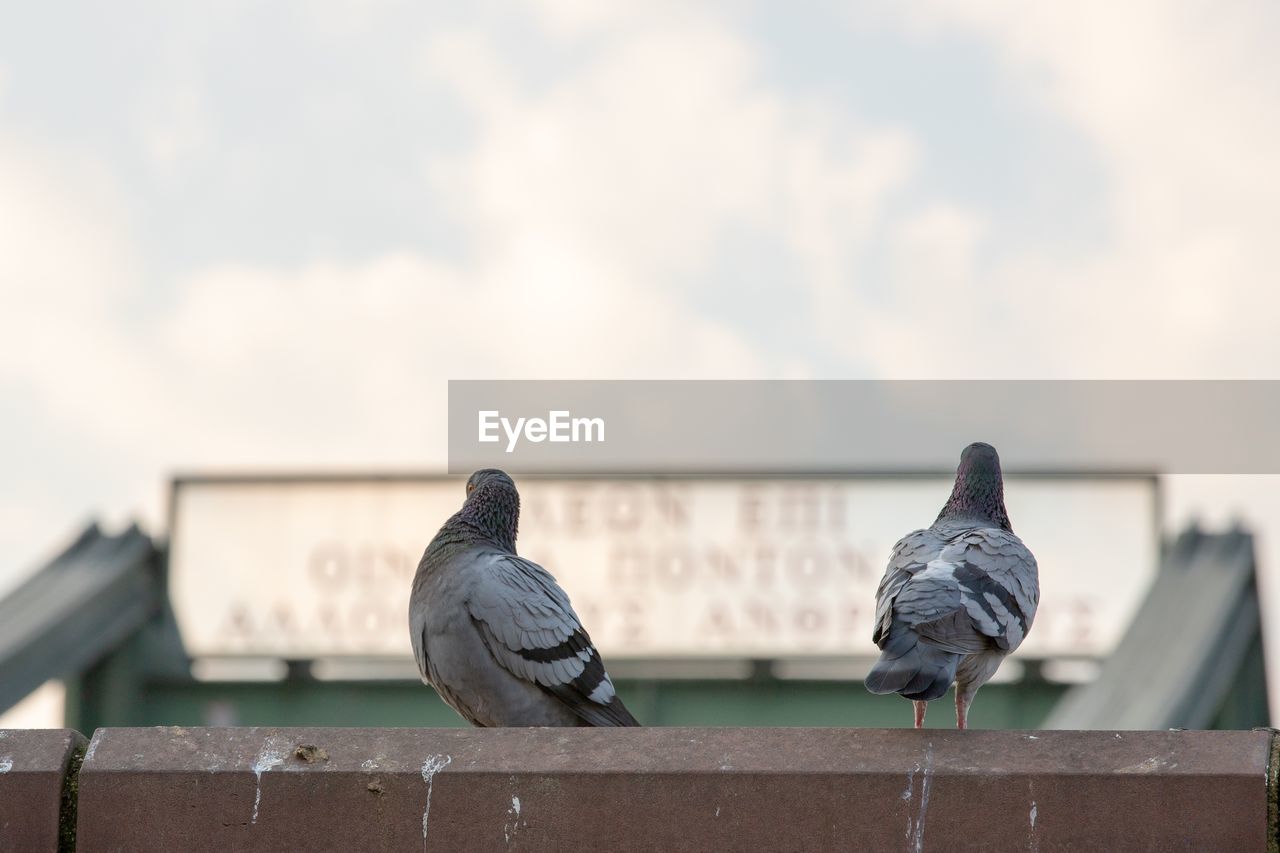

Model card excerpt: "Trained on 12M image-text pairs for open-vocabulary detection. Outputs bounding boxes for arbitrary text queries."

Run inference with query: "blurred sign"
[169,475,1158,661]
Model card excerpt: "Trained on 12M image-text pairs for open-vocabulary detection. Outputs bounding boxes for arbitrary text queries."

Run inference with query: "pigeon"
[865,442,1039,729]
[409,468,640,727]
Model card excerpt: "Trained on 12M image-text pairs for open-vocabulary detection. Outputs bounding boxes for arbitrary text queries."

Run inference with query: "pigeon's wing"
[873,528,944,646]
[466,553,638,726]
[409,599,429,682]
[963,527,1040,628]
[892,528,1038,655]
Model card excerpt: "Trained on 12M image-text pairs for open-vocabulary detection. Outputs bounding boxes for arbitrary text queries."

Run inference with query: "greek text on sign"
[168,475,1157,661]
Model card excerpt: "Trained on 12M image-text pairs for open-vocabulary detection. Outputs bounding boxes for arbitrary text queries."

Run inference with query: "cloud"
[872,0,1280,377]
[0,2,936,543]
[9,0,1280,578]
[422,6,922,374]
[136,82,212,180]
[0,133,146,578]
[425,14,917,280]
[153,248,769,465]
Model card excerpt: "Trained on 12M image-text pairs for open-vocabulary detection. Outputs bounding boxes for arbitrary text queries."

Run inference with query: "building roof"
[1044,526,1263,729]
[0,523,160,715]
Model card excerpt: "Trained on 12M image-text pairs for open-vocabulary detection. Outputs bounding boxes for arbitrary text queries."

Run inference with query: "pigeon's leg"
[913,700,927,729]
[955,688,970,730]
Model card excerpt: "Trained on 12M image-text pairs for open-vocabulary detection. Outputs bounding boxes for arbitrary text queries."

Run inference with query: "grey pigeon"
[409,469,640,727]
[865,442,1039,729]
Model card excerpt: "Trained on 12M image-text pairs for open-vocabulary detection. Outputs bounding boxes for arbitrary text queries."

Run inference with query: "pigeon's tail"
[574,696,641,727]
[865,620,958,701]
[604,697,642,727]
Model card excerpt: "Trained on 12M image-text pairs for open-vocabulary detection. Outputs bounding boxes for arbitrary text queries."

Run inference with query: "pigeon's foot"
[913,700,927,729]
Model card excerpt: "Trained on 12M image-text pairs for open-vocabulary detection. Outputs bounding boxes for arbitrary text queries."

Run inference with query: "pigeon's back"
[409,470,640,727]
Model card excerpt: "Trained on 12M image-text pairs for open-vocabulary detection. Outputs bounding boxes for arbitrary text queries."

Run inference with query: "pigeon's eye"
[466,482,475,495]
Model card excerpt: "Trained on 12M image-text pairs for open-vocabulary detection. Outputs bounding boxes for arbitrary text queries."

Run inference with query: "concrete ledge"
[0,728,86,852]
[76,727,1274,852]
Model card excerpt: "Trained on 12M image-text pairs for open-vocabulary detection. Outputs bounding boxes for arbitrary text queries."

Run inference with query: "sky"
[2,1,1280,665]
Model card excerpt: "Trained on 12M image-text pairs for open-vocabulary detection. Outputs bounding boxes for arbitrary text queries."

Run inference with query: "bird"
[408,468,640,727]
[865,442,1039,729]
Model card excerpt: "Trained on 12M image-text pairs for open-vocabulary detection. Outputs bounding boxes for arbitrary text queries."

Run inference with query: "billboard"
[169,475,1158,662]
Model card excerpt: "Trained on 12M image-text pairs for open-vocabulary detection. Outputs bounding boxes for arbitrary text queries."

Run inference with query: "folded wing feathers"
[874,528,1037,657]
[468,554,637,725]
[873,529,945,644]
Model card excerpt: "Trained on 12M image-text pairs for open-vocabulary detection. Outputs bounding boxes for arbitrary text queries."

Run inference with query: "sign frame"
[167,469,1162,664]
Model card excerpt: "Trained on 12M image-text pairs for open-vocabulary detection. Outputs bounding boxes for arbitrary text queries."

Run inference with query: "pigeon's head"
[959,442,1001,475]
[460,468,520,550]
[938,442,1011,530]
[466,468,516,497]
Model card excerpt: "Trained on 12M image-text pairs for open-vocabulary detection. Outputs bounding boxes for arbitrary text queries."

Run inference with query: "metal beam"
[0,524,160,715]
[1044,526,1267,729]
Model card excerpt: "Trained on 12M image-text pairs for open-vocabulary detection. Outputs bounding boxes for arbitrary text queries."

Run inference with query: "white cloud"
[874,0,1280,378]
[0,2,936,553]
[0,133,147,578]
[153,248,769,467]
[0,136,145,414]
[423,6,920,368]
[137,82,212,179]
[5,5,860,568]
[7,1,1280,604]
[527,0,670,39]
